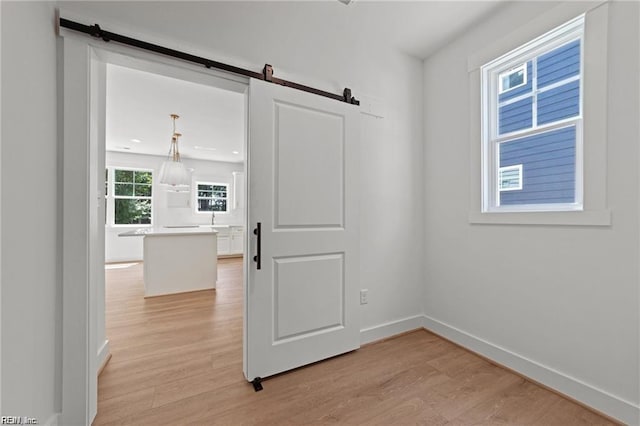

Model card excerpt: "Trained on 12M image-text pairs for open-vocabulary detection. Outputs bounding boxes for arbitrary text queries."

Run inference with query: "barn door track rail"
[58,18,360,105]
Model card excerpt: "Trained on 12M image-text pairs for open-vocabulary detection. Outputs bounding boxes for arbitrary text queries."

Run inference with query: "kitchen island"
[119,226,218,297]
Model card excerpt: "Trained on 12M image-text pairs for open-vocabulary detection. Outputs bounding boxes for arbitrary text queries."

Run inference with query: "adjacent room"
[98,62,247,422]
[1,1,639,425]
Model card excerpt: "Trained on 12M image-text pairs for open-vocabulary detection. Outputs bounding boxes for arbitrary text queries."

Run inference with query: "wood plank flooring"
[95,258,615,425]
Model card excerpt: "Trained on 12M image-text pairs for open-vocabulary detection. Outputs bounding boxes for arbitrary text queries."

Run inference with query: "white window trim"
[195,181,230,214]
[111,167,154,227]
[468,1,611,226]
[498,63,528,94]
[483,16,584,214]
[498,164,523,192]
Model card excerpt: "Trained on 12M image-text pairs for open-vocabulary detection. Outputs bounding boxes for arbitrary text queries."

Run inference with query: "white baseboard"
[422,315,640,426]
[360,314,424,345]
[44,412,60,426]
[97,339,111,375]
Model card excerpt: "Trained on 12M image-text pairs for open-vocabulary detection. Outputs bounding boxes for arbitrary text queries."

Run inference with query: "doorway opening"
[61,30,361,424]
[95,56,249,423]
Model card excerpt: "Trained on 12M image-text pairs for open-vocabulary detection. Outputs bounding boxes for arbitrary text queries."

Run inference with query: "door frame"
[58,28,251,425]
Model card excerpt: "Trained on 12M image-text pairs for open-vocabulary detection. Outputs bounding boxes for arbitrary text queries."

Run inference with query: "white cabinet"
[230,226,244,254]
[215,226,243,256]
[232,172,245,211]
[217,235,231,255]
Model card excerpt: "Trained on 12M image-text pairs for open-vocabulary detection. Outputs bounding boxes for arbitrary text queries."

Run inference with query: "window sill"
[195,211,230,215]
[468,209,611,226]
[108,224,154,228]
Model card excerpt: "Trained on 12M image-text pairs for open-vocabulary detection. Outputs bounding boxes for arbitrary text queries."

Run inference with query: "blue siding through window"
[538,80,580,125]
[537,39,580,88]
[497,39,581,135]
[499,97,533,134]
[499,126,576,205]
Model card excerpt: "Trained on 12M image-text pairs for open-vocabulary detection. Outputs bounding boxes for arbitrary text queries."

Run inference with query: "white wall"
[5,0,422,420]
[105,151,244,262]
[423,1,639,423]
[5,0,638,423]
[1,2,60,423]
[60,1,425,331]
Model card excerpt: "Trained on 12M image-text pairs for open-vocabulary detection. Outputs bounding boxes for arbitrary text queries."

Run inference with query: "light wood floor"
[95,258,615,425]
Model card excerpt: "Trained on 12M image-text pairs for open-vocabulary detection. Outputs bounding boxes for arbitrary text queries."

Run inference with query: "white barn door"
[246,79,360,383]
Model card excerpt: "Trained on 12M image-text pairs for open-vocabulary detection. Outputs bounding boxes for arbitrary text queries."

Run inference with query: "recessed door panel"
[275,102,345,229]
[274,253,344,342]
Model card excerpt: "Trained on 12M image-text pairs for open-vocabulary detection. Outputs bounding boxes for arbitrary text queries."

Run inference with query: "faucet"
[211,211,215,225]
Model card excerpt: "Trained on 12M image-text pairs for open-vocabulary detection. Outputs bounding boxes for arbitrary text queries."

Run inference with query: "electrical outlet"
[360,289,368,305]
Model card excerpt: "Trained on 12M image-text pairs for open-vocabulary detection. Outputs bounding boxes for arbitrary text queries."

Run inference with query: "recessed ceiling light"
[193,146,217,151]
[130,138,142,143]
[232,150,240,155]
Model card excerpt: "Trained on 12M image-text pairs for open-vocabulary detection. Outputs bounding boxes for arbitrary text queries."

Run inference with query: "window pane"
[498,96,533,134]
[115,198,151,224]
[115,169,133,183]
[115,183,134,196]
[198,198,227,212]
[198,184,213,191]
[499,126,576,205]
[537,80,580,125]
[198,191,212,197]
[135,184,152,197]
[500,66,525,92]
[213,191,227,198]
[498,166,522,191]
[498,61,533,103]
[537,39,580,89]
[213,185,227,192]
[134,171,152,184]
[198,199,214,212]
[213,199,227,212]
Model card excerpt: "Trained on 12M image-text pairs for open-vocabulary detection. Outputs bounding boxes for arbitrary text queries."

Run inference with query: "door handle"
[253,222,261,270]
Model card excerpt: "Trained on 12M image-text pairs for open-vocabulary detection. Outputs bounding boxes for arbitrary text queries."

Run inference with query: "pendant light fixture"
[159,114,191,190]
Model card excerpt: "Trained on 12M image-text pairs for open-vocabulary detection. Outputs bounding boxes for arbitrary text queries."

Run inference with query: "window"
[481,16,584,212]
[113,169,153,225]
[499,165,523,191]
[196,182,228,213]
[499,63,527,94]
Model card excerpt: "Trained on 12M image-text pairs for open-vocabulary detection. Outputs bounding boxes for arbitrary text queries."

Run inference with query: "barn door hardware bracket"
[260,63,360,106]
[343,88,357,105]
[88,23,110,42]
[251,377,263,392]
[263,64,274,82]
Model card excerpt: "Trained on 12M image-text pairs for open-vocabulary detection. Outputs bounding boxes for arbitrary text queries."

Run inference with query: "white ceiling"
[81,0,505,163]
[61,1,503,61]
[106,64,246,162]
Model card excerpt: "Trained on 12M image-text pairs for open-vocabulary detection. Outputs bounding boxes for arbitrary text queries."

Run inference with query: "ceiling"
[106,64,246,163]
[60,1,503,61]
[83,0,505,163]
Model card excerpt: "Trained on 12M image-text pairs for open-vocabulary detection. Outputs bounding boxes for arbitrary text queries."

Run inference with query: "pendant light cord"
[168,114,181,162]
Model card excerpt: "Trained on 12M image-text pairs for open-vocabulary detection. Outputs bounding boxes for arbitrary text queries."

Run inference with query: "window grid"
[495,55,580,141]
[112,168,153,225]
[196,182,229,213]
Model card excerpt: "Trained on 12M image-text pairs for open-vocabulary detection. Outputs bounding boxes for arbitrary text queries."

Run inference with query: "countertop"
[118,226,220,237]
